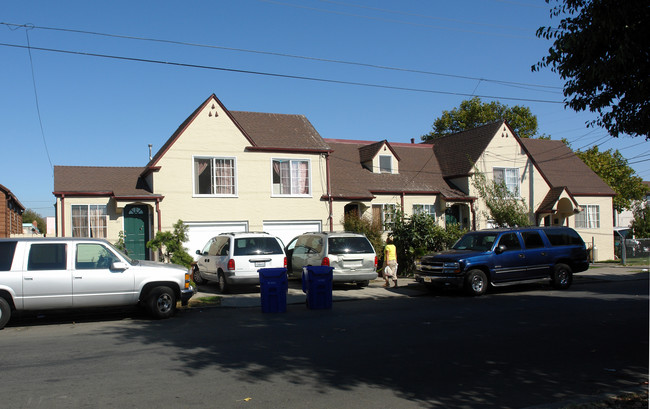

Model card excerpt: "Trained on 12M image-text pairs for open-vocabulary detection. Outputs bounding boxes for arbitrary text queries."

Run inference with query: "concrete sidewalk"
[190,263,648,309]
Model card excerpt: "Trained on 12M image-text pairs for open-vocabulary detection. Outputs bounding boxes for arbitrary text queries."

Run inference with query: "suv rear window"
[0,241,17,271]
[234,237,283,256]
[328,237,374,254]
[545,229,584,246]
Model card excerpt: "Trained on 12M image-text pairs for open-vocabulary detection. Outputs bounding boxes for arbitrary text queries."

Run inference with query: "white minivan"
[193,232,286,293]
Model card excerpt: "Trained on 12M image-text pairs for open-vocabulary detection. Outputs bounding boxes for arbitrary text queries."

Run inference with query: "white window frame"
[271,158,311,197]
[379,155,392,174]
[493,167,520,196]
[413,204,436,220]
[575,204,600,229]
[193,156,238,197]
[71,204,108,238]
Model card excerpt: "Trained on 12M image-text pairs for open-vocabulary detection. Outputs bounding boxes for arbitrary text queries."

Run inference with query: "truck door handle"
[519,254,525,258]
[541,252,546,256]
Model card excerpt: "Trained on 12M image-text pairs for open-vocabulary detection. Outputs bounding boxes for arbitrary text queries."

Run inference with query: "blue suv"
[414,227,589,296]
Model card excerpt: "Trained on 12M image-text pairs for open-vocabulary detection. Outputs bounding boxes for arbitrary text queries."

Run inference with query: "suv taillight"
[227,259,235,271]
[374,256,378,268]
[284,257,287,268]
[321,257,330,266]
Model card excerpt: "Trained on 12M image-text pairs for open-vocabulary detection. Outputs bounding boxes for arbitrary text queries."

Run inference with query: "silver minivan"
[285,232,377,287]
[194,232,286,293]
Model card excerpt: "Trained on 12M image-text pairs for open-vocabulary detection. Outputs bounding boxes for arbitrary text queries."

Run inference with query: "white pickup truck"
[0,237,194,329]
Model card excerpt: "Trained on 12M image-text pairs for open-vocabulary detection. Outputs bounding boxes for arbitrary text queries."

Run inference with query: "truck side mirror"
[495,245,507,254]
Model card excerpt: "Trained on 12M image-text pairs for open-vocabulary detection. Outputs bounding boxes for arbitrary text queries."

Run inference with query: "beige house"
[53,95,616,261]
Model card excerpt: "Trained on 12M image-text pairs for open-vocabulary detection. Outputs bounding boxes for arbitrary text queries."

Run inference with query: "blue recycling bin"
[258,268,288,313]
[302,266,334,310]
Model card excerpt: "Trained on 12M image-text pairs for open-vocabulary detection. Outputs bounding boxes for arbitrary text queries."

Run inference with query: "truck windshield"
[452,232,498,251]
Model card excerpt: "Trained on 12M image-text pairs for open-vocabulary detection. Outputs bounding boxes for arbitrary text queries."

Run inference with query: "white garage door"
[263,220,322,247]
[185,221,248,260]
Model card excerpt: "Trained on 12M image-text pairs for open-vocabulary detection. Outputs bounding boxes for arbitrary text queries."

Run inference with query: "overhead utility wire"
[0,42,565,104]
[23,27,53,171]
[0,22,562,92]
[259,0,536,40]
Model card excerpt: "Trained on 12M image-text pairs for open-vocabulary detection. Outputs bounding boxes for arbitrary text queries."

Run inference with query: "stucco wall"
[152,102,328,233]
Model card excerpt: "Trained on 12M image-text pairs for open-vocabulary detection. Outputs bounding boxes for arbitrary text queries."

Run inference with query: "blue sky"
[2,0,649,218]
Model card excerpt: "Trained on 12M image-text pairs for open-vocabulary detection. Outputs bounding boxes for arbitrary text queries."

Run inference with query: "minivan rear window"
[328,237,374,254]
[234,237,283,256]
[0,241,17,271]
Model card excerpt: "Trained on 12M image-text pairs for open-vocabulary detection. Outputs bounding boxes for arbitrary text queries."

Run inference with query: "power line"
[0,42,565,104]
[24,28,53,172]
[0,22,563,92]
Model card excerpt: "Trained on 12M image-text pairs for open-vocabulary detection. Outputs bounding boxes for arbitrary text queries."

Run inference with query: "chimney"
[411,138,415,144]
[148,144,153,160]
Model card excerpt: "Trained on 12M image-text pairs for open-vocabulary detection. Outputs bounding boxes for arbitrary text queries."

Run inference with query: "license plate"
[255,262,265,267]
[423,277,432,283]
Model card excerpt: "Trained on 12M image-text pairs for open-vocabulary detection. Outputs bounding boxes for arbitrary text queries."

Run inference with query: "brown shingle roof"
[326,139,468,199]
[521,139,615,196]
[431,122,505,177]
[231,111,330,151]
[54,166,155,197]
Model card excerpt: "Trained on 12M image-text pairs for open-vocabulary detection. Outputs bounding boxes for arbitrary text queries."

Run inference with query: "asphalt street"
[0,264,647,408]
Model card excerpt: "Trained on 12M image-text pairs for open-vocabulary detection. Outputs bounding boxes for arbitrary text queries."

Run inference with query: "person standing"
[383,237,398,288]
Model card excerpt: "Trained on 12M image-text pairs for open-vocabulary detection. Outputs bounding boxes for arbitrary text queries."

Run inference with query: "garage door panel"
[186,222,248,260]
[263,221,322,248]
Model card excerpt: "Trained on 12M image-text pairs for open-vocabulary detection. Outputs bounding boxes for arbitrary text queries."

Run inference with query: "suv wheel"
[551,263,573,290]
[465,269,488,296]
[356,280,369,288]
[218,272,230,294]
[0,297,11,330]
[192,266,205,285]
[147,286,176,319]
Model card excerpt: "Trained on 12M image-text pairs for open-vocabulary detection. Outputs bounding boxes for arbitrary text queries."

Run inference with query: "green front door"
[124,205,149,260]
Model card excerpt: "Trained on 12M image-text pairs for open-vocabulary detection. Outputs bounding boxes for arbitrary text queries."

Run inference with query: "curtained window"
[194,157,236,196]
[493,167,520,196]
[72,205,107,238]
[272,159,310,196]
[575,205,600,229]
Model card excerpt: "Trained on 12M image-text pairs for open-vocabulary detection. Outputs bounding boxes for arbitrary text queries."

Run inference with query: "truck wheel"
[0,297,11,330]
[465,269,488,296]
[218,272,230,294]
[192,266,205,285]
[551,263,573,290]
[147,286,176,319]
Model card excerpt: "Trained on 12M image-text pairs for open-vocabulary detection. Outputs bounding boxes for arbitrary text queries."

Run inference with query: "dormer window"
[379,155,392,173]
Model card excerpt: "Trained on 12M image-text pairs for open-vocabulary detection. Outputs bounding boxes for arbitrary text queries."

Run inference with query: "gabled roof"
[430,121,505,177]
[0,183,25,211]
[520,138,615,196]
[325,139,468,200]
[143,94,330,175]
[53,166,157,198]
[358,140,401,163]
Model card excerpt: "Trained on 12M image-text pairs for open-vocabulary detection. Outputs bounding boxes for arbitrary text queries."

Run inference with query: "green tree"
[533,0,649,139]
[389,210,467,275]
[422,97,539,140]
[22,209,46,235]
[575,146,648,212]
[146,220,194,268]
[631,205,650,238]
[471,168,531,227]
[342,212,384,257]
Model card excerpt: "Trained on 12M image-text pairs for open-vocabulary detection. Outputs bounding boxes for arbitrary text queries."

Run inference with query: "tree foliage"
[146,219,193,268]
[22,209,46,235]
[471,168,531,228]
[342,212,384,258]
[389,210,467,275]
[631,205,650,239]
[421,97,539,140]
[533,0,650,139]
[575,146,648,212]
